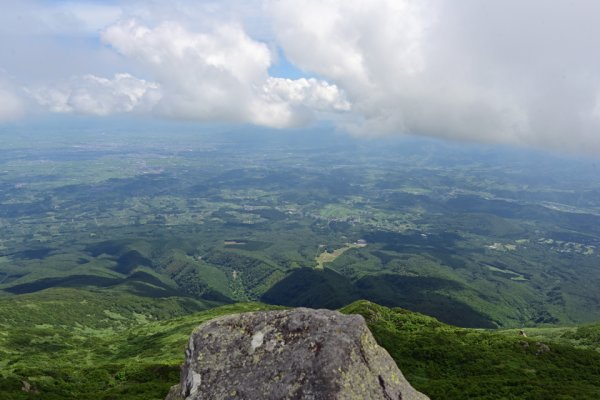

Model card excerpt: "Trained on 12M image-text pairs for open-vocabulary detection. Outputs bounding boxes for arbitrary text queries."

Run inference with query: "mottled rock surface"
[166,308,429,400]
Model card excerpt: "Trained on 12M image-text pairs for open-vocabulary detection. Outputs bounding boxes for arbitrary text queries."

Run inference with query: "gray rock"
[166,308,429,400]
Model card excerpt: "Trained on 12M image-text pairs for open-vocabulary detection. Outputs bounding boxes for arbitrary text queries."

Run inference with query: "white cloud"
[27,73,160,116]
[250,77,350,128]
[101,19,272,122]
[96,19,347,127]
[7,0,600,152]
[270,0,600,152]
[261,78,350,112]
[269,0,527,143]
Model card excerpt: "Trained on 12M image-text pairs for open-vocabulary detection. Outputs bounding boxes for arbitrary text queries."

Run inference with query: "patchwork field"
[2,129,600,329]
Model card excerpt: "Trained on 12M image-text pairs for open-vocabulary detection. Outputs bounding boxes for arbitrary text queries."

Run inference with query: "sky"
[1,0,600,153]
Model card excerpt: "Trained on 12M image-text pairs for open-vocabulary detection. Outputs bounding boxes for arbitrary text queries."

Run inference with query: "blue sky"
[2,0,600,154]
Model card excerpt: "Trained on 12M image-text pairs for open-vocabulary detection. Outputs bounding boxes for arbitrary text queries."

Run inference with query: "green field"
[2,130,600,328]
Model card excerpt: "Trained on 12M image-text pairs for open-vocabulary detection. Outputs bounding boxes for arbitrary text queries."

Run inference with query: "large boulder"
[166,308,429,400]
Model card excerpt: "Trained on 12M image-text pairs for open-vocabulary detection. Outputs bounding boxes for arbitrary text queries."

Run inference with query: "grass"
[341,301,600,399]
[0,289,280,400]
[1,289,600,399]
[498,323,600,353]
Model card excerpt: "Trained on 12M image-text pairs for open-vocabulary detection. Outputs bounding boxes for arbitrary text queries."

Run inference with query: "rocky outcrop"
[166,308,429,400]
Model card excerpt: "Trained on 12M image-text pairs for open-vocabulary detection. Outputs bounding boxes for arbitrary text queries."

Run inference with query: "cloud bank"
[270,0,600,151]
[28,19,348,128]
[7,0,600,152]
[28,73,159,116]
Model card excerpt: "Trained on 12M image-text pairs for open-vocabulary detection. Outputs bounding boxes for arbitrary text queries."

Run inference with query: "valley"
[2,128,600,328]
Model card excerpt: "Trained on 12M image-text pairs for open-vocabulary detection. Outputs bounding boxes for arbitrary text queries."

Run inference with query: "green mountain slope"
[342,301,600,399]
[1,290,600,399]
[0,289,279,400]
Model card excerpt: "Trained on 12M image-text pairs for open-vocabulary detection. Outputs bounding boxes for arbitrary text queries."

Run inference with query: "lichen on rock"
[166,308,429,400]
